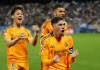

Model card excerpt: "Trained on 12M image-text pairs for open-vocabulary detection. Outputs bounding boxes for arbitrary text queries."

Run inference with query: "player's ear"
[53,10,57,16]
[53,13,56,16]
[11,15,14,19]
[53,24,56,29]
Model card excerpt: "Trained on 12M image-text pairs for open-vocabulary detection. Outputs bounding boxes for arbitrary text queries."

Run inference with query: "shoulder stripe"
[42,20,51,28]
[41,34,51,45]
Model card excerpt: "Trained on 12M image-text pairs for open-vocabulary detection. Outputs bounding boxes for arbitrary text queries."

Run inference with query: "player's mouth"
[17,18,23,22]
[18,18,22,20]
[61,30,64,32]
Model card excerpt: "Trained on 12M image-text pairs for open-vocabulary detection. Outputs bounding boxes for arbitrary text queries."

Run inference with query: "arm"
[68,50,78,63]
[4,29,25,47]
[66,36,74,63]
[67,36,78,63]
[28,34,38,46]
[40,37,60,65]
[5,37,20,47]
[40,46,52,65]
[5,33,28,47]
[40,46,60,65]
[40,39,53,65]
[28,25,39,46]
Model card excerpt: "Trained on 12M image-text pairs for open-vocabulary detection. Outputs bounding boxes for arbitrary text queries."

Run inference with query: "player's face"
[54,7,66,18]
[12,10,24,25]
[54,20,65,36]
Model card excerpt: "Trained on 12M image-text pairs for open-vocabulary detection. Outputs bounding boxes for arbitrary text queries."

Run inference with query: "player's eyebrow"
[58,23,65,26]
[59,10,65,12]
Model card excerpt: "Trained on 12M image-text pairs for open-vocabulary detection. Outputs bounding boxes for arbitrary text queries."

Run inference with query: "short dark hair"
[52,4,64,11]
[11,5,24,15]
[51,17,64,25]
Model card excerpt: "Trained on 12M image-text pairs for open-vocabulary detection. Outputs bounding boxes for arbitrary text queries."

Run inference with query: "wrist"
[34,31,38,35]
[16,37,21,41]
[71,54,75,58]
[35,33,38,35]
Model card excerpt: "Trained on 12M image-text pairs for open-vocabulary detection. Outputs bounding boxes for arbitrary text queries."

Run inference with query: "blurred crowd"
[0,1,100,33]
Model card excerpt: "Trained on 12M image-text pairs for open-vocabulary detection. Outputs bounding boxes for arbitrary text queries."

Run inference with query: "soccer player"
[40,4,68,70]
[40,17,78,70]
[40,4,68,38]
[4,5,39,70]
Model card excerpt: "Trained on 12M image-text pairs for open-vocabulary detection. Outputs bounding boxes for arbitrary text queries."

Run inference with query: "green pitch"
[0,33,100,70]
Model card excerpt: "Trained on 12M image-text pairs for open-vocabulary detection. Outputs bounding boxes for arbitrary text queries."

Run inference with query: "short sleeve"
[25,29,32,40]
[4,28,11,41]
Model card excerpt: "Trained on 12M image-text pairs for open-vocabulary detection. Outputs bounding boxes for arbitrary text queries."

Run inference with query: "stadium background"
[0,0,100,70]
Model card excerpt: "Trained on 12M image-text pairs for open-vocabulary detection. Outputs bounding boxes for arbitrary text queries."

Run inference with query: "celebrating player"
[4,5,39,70]
[40,17,78,70]
[40,4,68,38]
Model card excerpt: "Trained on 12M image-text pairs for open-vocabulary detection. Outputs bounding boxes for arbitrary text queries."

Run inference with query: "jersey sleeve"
[4,28,11,41]
[25,29,32,42]
[40,36,53,65]
[40,20,52,38]
[40,20,48,38]
[68,36,73,49]
[67,36,75,63]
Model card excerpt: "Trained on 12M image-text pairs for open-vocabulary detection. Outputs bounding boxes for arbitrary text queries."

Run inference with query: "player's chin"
[59,32,63,36]
[60,15,65,17]
[61,31,64,35]
[61,33,64,36]
[17,21,23,24]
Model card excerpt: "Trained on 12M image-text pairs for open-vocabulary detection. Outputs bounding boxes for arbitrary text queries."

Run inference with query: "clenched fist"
[53,55,60,63]
[32,25,39,35]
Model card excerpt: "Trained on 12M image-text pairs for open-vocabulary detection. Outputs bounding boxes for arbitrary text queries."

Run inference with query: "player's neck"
[53,31,61,41]
[13,22,22,28]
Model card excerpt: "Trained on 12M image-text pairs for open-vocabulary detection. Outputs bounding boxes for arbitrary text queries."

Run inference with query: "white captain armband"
[68,47,73,54]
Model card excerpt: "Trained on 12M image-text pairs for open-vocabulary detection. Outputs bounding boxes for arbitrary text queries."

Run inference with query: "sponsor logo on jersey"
[50,45,55,48]
[64,42,68,47]
[10,63,16,70]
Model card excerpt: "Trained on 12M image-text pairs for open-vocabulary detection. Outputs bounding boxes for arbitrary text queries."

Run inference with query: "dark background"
[0,0,96,5]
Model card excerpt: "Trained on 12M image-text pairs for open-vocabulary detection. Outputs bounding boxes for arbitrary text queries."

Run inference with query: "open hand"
[72,50,79,57]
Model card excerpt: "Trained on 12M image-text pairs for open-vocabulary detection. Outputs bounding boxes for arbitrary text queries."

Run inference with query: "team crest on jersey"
[64,42,68,47]
[28,34,31,37]
[50,45,55,48]
[11,33,15,36]
[10,63,16,70]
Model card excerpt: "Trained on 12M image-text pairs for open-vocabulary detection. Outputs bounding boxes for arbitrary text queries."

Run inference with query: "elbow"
[33,43,36,46]
[31,37,38,46]
[6,41,11,47]
[6,43,12,47]
[32,40,37,46]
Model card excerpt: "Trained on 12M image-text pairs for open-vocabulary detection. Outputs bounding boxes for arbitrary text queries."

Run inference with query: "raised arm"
[28,25,39,46]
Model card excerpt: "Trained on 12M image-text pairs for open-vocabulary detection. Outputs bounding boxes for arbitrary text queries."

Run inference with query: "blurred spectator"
[0,1,100,33]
